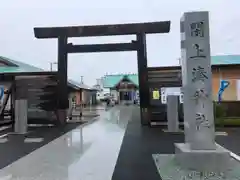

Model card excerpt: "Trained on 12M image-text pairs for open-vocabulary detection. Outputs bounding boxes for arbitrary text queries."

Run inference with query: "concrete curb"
[217,143,240,162]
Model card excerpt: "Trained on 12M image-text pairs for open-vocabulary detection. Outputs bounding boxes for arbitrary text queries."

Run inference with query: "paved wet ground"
[112,107,184,180]
[216,128,240,156]
[0,105,239,180]
[0,105,133,180]
[69,106,102,121]
[0,123,83,170]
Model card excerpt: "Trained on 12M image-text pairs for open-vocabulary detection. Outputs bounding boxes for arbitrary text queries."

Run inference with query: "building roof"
[68,79,93,90]
[103,55,240,88]
[0,56,43,73]
[0,56,93,90]
[211,55,240,65]
[103,74,138,88]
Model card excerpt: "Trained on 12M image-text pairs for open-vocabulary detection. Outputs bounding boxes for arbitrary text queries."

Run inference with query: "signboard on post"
[152,90,160,100]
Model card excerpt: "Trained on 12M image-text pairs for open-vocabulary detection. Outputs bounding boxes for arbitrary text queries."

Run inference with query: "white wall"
[237,80,240,100]
[161,87,183,104]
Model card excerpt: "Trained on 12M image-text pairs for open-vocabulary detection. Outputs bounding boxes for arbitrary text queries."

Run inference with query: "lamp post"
[50,62,58,71]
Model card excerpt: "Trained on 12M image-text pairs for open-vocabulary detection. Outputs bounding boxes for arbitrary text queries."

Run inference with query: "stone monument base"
[175,143,231,172]
[153,154,240,180]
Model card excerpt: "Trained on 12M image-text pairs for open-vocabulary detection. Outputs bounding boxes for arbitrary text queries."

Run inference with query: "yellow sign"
[152,90,160,100]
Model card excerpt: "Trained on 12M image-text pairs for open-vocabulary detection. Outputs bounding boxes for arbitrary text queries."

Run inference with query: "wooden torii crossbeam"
[34,21,170,38]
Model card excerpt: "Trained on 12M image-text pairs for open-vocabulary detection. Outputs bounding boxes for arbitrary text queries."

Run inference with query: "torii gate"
[33,21,171,125]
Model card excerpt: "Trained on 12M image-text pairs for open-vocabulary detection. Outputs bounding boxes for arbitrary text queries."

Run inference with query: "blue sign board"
[218,80,230,103]
[0,87,4,101]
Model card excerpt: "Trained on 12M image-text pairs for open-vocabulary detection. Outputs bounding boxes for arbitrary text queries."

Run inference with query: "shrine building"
[103,74,139,104]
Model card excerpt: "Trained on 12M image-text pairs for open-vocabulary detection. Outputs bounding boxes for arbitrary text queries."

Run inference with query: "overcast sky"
[0,0,239,86]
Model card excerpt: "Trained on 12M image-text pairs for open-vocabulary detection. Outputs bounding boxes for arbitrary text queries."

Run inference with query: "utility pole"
[178,58,181,65]
[50,62,58,71]
[80,76,84,83]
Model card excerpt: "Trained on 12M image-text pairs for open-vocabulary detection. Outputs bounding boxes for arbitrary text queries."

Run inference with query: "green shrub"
[214,102,226,119]
[214,102,226,127]
[215,118,240,126]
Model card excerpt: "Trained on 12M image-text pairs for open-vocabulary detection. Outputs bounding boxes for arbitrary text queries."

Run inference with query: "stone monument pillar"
[14,99,28,134]
[181,11,215,150]
[167,95,179,132]
[14,80,28,134]
[175,11,230,172]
